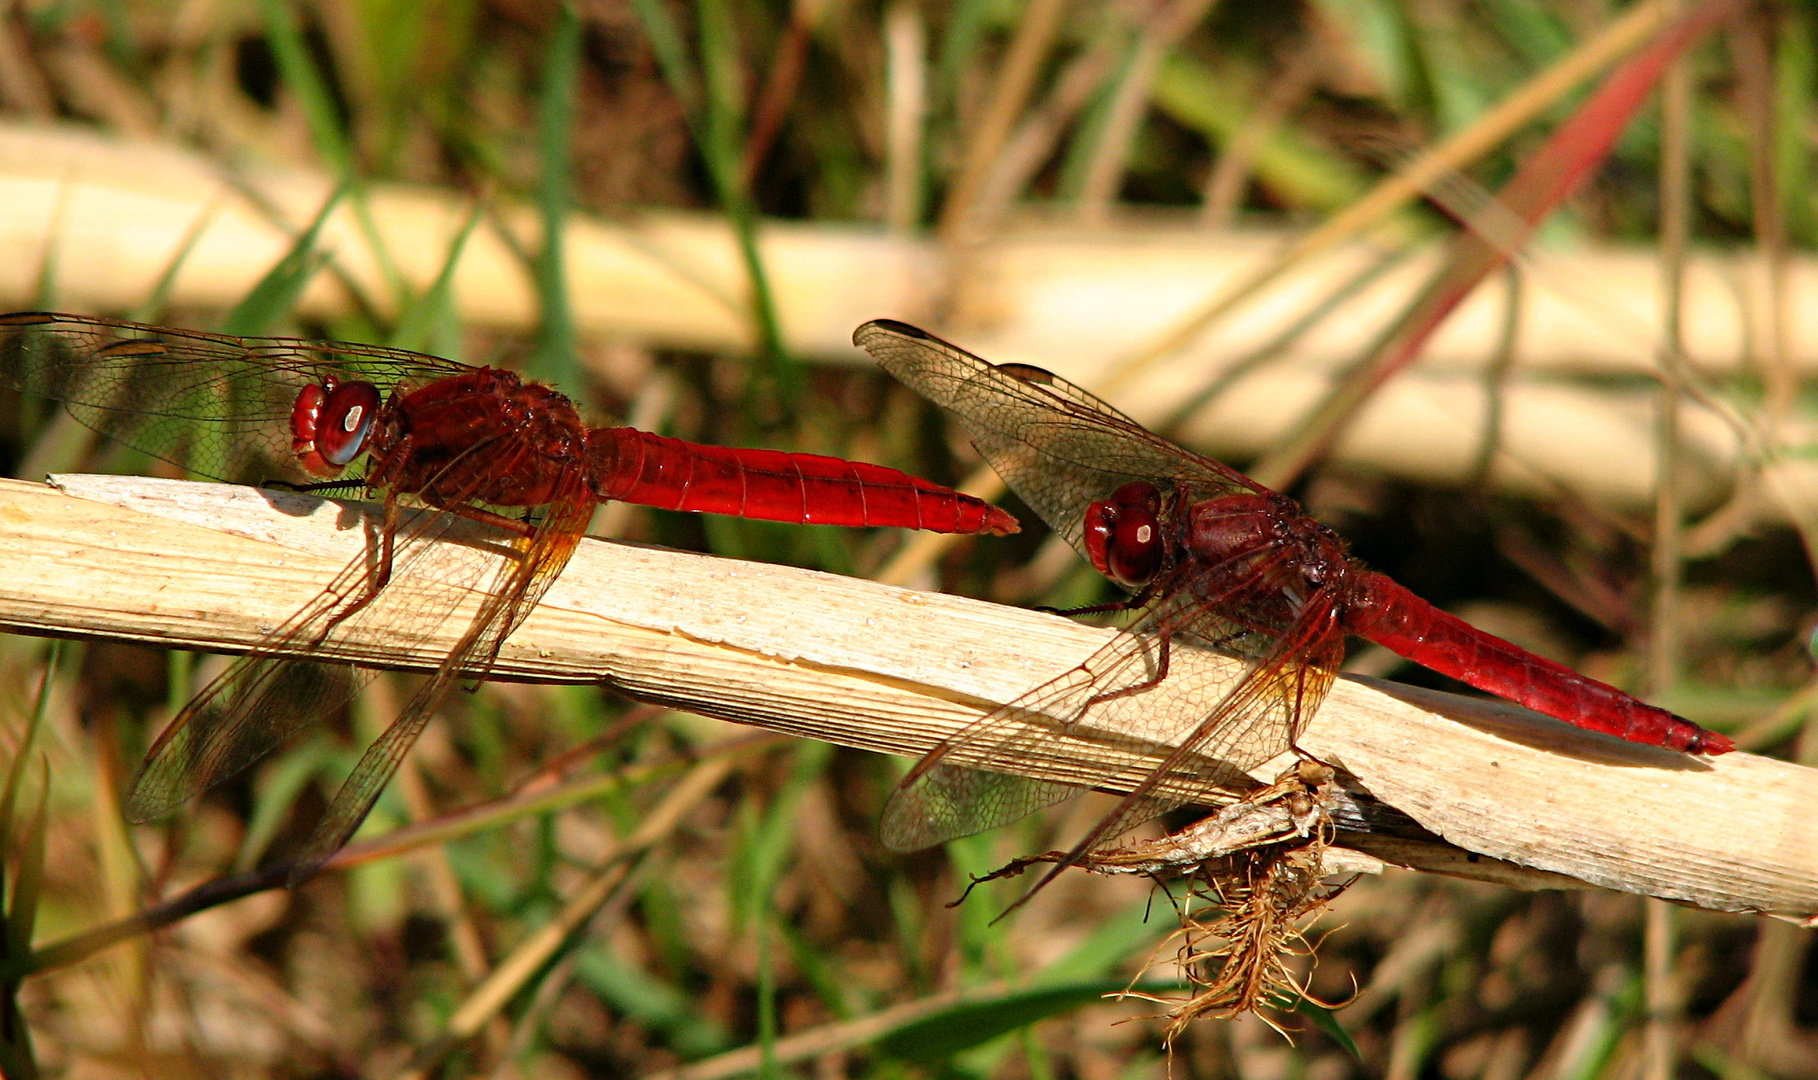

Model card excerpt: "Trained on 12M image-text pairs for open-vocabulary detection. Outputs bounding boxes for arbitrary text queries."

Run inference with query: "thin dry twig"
[397,754,741,1079]
[1074,0,1220,223]
[936,0,1068,242]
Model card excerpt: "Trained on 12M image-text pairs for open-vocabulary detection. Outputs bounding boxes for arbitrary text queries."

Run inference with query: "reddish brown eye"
[316,381,381,465]
[1084,481,1164,587]
[290,379,381,477]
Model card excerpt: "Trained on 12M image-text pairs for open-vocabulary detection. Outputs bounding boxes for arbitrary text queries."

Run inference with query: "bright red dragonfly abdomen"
[589,427,1017,534]
[0,311,1024,883]
[359,364,1018,535]
[1344,572,1731,754]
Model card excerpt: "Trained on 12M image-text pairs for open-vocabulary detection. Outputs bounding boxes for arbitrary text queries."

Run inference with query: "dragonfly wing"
[286,480,595,880]
[881,764,1081,853]
[126,562,377,821]
[996,596,1352,909]
[1075,599,1343,855]
[0,313,464,484]
[883,583,1269,850]
[124,490,507,819]
[993,591,1347,909]
[127,657,358,823]
[855,320,1260,555]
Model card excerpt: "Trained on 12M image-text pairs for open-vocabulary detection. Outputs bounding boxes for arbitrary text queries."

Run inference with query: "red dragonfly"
[853,319,1730,886]
[0,312,1017,881]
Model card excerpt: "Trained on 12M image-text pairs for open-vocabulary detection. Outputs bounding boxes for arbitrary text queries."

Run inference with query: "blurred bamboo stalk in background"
[2,122,1817,525]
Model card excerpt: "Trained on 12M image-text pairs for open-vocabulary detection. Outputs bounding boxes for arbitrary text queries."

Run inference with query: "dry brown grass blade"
[936,0,1067,243]
[1246,0,1745,491]
[1090,0,1687,399]
[645,981,1018,1080]
[2,474,1816,920]
[397,754,740,1079]
[1073,0,1220,223]
[1643,19,1698,1080]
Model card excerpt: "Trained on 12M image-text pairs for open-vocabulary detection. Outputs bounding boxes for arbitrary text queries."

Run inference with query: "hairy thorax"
[371,367,589,508]
[1183,491,1355,632]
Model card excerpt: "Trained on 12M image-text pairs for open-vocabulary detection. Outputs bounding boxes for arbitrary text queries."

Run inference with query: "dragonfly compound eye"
[291,379,382,476]
[1084,481,1165,587]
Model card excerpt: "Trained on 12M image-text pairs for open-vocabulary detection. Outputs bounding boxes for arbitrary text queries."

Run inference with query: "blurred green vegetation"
[0,0,1813,1077]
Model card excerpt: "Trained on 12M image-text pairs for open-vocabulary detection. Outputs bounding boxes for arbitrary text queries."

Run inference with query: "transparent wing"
[881,548,1335,851]
[0,312,466,484]
[124,497,483,822]
[285,474,595,881]
[855,319,1262,555]
[974,593,1344,909]
[126,434,595,879]
[1060,593,1343,857]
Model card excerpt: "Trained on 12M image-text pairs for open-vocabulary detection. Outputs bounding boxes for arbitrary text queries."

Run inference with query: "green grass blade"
[628,0,797,413]
[731,741,828,930]
[528,4,583,390]
[873,980,1178,1062]
[390,202,484,358]
[233,739,339,873]
[1151,53,1370,212]
[0,642,58,914]
[1774,7,1816,245]
[1033,897,1173,986]
[221,183,347,337]
[4,760,49,969]
[127,203,222,324]
[258,0,351,174]
[570,944,733,1057]
[1291,995,1362,1060]
[629,0,703,121]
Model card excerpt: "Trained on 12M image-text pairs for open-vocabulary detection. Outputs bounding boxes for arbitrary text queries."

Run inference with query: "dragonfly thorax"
[1187,491,1350,580]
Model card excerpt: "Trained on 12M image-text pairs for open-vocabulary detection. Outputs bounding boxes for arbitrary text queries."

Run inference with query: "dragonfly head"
[290,378,382,478]
[1084,481,1165,587]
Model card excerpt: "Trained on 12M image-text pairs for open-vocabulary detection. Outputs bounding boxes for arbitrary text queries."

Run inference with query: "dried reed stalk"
[3,124,1818,522]
[1,474,1813,921]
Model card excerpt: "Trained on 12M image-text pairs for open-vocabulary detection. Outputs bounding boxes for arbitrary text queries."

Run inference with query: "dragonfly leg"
[440,501,539,538]
[1034,581,1159,619]
[262,475,369,498]
[1082,628,1173,709]
[313,492,405,643]
[1036,597,1140,618]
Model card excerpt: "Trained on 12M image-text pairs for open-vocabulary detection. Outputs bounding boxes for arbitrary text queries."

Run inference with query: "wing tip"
[122,784,179,825]
[852,318,929,348]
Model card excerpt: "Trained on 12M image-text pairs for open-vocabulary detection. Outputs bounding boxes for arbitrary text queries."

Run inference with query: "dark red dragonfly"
[0,312,1017,881]
[854,319,1730,882]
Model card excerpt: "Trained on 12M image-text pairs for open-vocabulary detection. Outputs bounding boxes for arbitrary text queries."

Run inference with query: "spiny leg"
[1083,627,1173,709]
[316,490,404,642]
